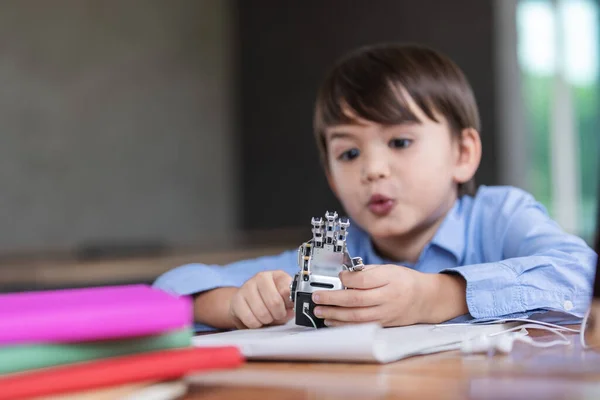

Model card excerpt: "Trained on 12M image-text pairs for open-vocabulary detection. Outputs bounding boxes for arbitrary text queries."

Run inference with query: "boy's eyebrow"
[326,124,365,140]
[327,131,355,141]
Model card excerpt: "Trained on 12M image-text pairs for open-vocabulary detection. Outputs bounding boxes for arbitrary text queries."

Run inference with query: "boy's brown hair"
[313,43,480,196]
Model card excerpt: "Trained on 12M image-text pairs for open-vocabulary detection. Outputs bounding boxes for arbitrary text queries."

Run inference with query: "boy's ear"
[453,127,482,185]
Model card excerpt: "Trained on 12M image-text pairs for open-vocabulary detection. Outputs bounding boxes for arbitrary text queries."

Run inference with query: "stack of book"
[0,284,243,399]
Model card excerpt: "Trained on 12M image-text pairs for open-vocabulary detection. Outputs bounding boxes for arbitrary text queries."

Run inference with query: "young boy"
[153,43,597,331]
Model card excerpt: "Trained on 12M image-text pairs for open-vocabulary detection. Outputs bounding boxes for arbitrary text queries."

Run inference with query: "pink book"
[0,284,192,346]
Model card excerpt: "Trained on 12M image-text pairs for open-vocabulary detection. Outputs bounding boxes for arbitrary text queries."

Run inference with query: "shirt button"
[564,300,574,311]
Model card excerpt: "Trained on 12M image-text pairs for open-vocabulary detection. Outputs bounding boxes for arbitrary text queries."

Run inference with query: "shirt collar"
[429,196,467,263]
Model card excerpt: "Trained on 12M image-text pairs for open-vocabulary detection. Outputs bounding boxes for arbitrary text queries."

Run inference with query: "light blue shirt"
[153,186,597,331]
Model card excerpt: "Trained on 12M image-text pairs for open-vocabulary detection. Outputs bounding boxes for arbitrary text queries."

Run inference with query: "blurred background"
[0,0,598,293]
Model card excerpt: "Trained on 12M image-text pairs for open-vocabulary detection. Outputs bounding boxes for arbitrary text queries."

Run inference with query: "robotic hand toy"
[289,211,364,328]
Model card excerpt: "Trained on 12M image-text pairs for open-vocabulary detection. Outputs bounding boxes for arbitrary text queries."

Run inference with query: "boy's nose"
[362,155,391,182]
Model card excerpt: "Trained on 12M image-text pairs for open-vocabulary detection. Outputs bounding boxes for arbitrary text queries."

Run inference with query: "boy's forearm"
[422,273,469,324]
[193,287,238,329]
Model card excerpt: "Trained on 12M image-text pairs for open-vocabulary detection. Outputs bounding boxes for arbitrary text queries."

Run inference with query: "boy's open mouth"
[367,194,395,216]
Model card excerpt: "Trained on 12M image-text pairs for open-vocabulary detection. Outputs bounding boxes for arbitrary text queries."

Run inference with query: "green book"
[0,328,192,375]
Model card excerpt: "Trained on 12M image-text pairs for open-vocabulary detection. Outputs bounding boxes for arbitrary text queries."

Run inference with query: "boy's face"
[324,98,470,243]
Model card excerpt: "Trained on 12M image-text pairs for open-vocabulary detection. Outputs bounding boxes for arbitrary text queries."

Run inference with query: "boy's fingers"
[246,286,275,325]
[339,266,388,289]
[257,275,287,320]
[232,297,262,329]
[313,304,382,323]
[232,314,247,330]
[273,272,294,309]
[279,284,294,310]
[272,270,292,282]
[323,319,350,328]
[312,287,383,307]
[283,295,294,310]
[273,308,295,325]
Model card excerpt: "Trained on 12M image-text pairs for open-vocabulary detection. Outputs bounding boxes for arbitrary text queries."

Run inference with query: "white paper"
[192,320,517,363]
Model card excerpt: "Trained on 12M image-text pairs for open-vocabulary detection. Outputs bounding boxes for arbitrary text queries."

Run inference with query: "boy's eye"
[338,148,360,161]
[389,138,412,149]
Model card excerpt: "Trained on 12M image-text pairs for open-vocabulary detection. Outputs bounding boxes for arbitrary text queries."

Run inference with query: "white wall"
[0,0,237,252]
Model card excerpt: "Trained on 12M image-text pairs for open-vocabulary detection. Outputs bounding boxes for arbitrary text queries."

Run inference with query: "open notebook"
[192,320,517,363]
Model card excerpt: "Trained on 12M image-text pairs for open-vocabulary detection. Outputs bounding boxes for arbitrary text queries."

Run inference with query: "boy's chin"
[361,216,412,239]
[368,226,410,240]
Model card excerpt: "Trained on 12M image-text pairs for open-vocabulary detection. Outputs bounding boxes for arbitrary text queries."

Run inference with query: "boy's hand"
[311,265,468,327]
[229,270,294,329]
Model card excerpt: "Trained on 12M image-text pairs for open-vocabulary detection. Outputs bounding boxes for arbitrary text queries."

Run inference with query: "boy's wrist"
[193,287,238,329]
[421,272,468,324]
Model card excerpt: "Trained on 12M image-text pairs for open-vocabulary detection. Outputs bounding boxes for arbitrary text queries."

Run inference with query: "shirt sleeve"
[442,190,597,322]
[152,249,298,331]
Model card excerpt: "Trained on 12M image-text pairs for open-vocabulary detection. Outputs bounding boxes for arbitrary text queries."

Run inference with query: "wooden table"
[181,328,600,400]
